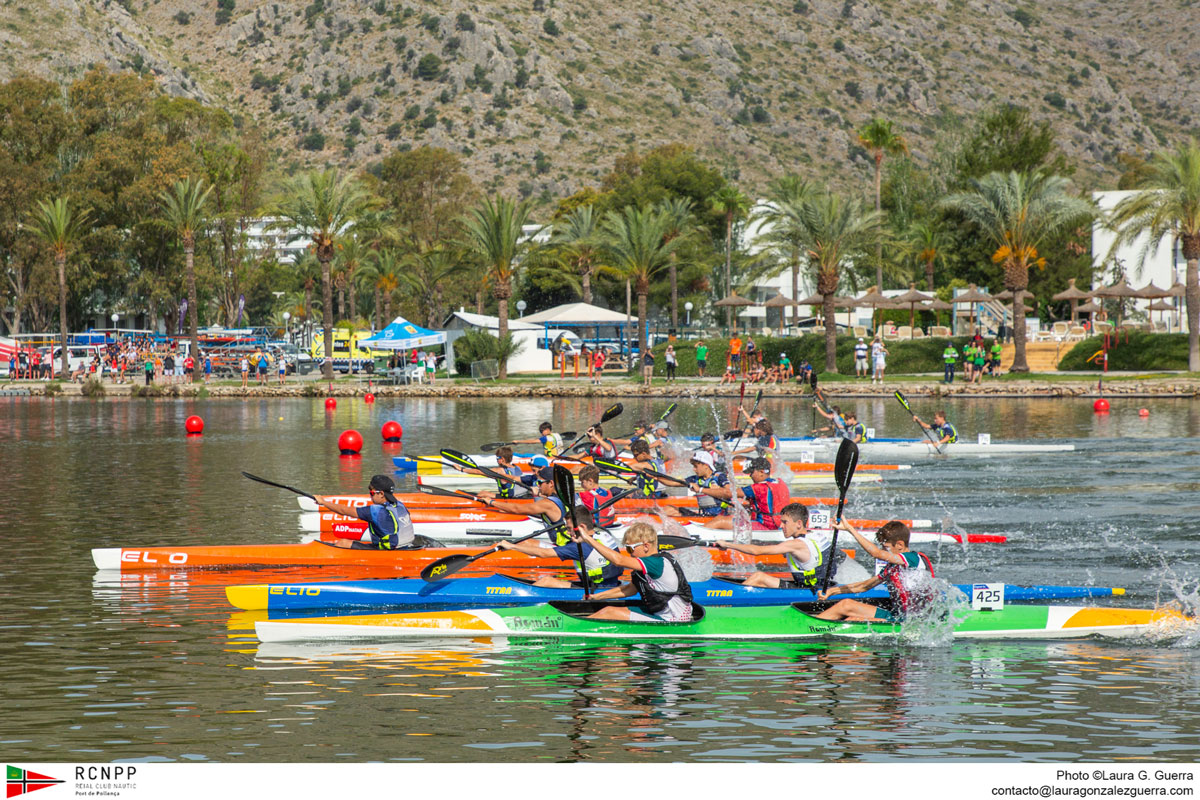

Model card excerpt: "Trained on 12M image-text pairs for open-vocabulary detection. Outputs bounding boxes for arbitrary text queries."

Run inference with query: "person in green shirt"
[695,340,708,377]
[942,343,958,384]
[972,342,986,383]
[988,339,1003,376]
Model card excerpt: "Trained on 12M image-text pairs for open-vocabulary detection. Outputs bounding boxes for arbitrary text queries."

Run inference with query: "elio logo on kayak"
[7,766,64,797]
[268,587,321,596]
[120,551,188,565]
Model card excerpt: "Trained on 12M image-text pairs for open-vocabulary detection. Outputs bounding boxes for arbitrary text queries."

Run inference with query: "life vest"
[553,527,620,585]
[542,432,563,457]
[634,458,665,497]
[366,501,415,550]
[745,478,790,527]
[496,465,528,499]
[755,435,779,459]
[785,537,823,588]
[540,495,567,529]
[588,439,618,459]
[935,422,958,443]
[847,422,868,443]
[629,553,692,615]
[880,551,936,615]
[692,473,730,512]
[580,487,616,528]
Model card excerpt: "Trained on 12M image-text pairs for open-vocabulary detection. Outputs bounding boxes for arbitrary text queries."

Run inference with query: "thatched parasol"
[763,293,800,335]
[714,293,756,332]
[1093,278,1140,326]
[894,283,933,336]
[1052,278,1093,321]
[854,286,889,332]
[1134,281,1169,299]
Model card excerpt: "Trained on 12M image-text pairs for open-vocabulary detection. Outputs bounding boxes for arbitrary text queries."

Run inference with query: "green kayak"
[254,601,1191,643]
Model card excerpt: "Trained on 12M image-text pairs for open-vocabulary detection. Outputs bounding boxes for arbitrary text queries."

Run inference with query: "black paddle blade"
[751,389,764,409]
[440,448,478,469]
[600,403,623,424]
[593,457,634,474]
[894,390,912,414]
[834,438,860,495]
[479,442,509,452]
[722,428,743,440]
[420,554,471,582]
[552,464,575,508]
[655,535,701,551]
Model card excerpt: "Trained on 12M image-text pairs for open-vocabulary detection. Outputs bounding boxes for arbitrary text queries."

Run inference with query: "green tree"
[797,192,885,372]
[399,245,463,328]
[375,146,477,249]
[1106,140,1200,371]
[30,197,92,377]
[158,177,212,380]
[908,219,947,292]
[858,118,909,290]
[547,204,605,304]
[755,175,816,328]
[460,196,538,379]
[601,205,681,359]
[274,170,378,378]
[709,186,750,328]
[942,171,1095,372]
[656,196,698,330]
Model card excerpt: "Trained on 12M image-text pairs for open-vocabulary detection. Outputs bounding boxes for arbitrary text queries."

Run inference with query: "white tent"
[518,302,637,326]
[443,310,551,374]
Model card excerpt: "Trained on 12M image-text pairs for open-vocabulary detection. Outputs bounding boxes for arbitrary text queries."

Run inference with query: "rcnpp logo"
[6,766,64,797]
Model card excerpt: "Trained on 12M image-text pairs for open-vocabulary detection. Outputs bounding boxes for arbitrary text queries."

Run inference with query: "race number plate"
[866,427,876,439]
[800,450,815,463]
[971,583,1005,610]
[977,433,991,445]
[809,509,831,529]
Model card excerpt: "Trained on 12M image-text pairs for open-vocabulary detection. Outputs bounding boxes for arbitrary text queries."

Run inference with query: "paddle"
[480,434,577,452]
[440,448,522,486]
[416,484,488,503]
[242,471,316,501]
[894,390,944,455]
[820,437,860,596]
[419,487,635,581]
[592,457,682,487]
[730,388,764,453]
[564,402,628,453]
[553,464,591,599]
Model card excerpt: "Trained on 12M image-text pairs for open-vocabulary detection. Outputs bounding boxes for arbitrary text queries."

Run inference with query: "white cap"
[690,450,715,468]
[858,337,864,342]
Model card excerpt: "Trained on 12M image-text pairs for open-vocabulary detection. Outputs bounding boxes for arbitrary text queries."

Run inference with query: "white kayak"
[686,437,1076,459]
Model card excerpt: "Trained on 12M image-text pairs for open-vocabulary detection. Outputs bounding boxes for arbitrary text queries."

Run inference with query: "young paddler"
[459,446,532,498]
[651,450,733,518]
[478,466,564,526]
[575,522,694,622]
[511,422,564,457]
[714,503,839,588]
[576,466,616,528]
[623,439,667,499]
[912,410,959,445]
[816,520,936,622]
[314,474,416,550]
[495,505,622,589]
[582,424,619,459]
[703,457,789,531]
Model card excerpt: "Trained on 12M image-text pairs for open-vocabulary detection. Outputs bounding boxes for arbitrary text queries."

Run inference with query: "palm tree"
[30,197,91,378]
[159,178,213,381]
[460,195,538,379]
[942,171,1095,372]
[1106,139,1200,371]
[858,119,909,290]
[360,249,403,327]
[798,192,885,372]
[335,234,366,325]
[709,186,751,329]
[549,205,604,305]
[908,220,946,292]
[400,246,464,328]
[756,176,816,328]
[274,170,377,378]
[656,197,697,330]
[601,205,682,359]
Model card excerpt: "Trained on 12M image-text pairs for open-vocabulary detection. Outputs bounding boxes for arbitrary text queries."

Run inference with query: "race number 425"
[971,583,1005,610]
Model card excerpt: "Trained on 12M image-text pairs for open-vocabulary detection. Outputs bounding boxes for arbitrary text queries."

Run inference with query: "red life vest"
[580,488,616,528]
[880,552,936,615]
[745,478,790,528]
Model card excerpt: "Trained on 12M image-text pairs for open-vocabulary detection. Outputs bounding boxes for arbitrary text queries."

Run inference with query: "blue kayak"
[226,574,1124,613]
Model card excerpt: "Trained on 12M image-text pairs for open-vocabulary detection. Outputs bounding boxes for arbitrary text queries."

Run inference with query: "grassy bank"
[1057,333,1189,371]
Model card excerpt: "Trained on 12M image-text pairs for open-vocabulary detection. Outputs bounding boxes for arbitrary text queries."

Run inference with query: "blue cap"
[531,456,550,468]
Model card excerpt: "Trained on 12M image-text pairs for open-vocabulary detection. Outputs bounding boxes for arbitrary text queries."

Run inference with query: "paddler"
[315,474,416,550]
[697,433,729,472]
[582,424,619,459]
[624,439,667,498]
[577,466,617,528]
[511,422,564,458]
[714,503,840,588]
[460,445,531,498]
[912,410,958,445]
[651,450,732,518]
[843,411,868,444]
[732,418,778,463]
[703,456,789,531]
[613,419,661,452]
[574,522,694,622]
[478,466,565,527]
[813,403,848,438]
[495,505,622,589]
[816,520,936,622]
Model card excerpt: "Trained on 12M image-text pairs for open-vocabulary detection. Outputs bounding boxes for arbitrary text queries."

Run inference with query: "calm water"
[1,394,1198,763]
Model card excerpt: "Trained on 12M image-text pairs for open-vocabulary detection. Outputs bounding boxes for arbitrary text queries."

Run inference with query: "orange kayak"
[297,493,840,512]
[91,541,793,573]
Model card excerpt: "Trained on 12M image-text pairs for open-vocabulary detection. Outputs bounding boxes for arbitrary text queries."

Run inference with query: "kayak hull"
[688,437,1076,458]
[417,472,885,490]
[227,573,1125,612]
[254,602,1187,643]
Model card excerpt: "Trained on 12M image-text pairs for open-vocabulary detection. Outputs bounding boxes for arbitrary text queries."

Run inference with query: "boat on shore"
[227,573,1125,612]
[254,601,1188,643]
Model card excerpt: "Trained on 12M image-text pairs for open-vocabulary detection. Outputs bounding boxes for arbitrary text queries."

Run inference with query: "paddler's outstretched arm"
[495,540,559,558]
[314,497,360,518]
[714,539,812,559]
[482,494,562,522]
[833,520,903,566]
[818,574,881,601]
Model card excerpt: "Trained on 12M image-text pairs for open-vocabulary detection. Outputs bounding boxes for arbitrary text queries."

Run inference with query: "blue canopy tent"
[359,317,447,350]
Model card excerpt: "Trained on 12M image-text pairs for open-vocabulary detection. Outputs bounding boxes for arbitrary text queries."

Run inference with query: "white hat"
[690,450,715,468]
[858,337,864,342]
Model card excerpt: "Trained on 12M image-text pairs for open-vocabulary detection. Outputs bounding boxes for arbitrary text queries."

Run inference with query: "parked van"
[50,344,107,377]
[310,329,375,373]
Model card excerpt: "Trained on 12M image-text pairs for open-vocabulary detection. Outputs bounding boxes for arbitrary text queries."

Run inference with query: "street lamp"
[282,311,291,343]
[516,300,527,316]
[684,301,693,328]
[111,312,119,328]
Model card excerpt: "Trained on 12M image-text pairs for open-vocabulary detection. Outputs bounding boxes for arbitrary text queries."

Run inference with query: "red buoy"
[325,398,337,411]
[338,429,363,455]
[184,415,204,435]
[1138,408,1149,417]
[364,393,375,404]
[381,421,403,442]
[1093,398,1110,413]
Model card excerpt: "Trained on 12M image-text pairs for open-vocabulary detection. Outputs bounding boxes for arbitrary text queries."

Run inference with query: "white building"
[241,217,311,265]
[1092,190,1188,331]
[442,310,552,375]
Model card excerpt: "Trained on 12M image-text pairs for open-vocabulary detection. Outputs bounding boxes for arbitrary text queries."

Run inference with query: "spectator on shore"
[695,340,708,378]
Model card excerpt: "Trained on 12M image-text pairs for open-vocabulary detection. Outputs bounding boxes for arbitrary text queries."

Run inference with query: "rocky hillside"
[5,0,1198,198]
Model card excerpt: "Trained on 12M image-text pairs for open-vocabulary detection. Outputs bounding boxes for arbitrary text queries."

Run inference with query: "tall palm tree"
[274,170,377,378]
[942,171,1095,372]
[400,246,464,328]
[159,177,213,381]
[359,249,403,327]
[601,205,682,360]
[709,186,751,329]
[460,195,538,379]
[858,119,909,291]
[796,192,885,372]
[756,176,816,328]
[656,197,697,330]
[549,205,603,305]
[1107,139,1200,371]
[30,197,91,378]
[908,220,946,292]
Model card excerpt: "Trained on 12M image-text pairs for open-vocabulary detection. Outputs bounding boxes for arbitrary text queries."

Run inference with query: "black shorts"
[731,354,741,364]
[697,359,706,368]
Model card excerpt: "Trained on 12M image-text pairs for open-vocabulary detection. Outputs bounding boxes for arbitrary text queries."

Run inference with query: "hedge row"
[1056,333,1190,371]
[647,334,986,376]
